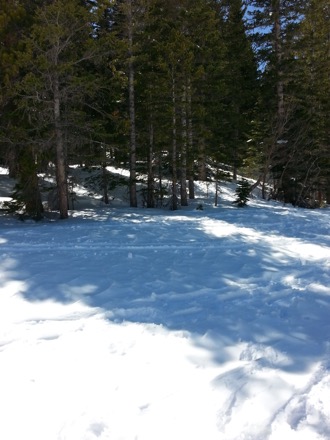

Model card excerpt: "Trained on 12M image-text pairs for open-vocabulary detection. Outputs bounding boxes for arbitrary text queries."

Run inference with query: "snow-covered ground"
[1,167,330,440]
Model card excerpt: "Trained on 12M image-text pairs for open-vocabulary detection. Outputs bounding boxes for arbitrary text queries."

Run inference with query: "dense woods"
[0,0,329,218]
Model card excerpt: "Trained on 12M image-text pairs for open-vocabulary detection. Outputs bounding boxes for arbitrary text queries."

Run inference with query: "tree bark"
[171,69,178,210]
[198,139,207,181]
[147,118,155,208]
[273,0,285,123]
[127,0,137,208]
[187,79,195,200]
[54,74,68,219]
[214,167,219,206]
[102,161,109,204]
[180,85,188,206]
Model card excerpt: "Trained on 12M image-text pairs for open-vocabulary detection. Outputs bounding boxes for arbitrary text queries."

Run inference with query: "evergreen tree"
[110,0,150,208]
[0,0,30,175]
[221,0,259,181]
[290,0,330,205]
[0,0,48,218]
[233,178,250,207]
[140,0,226,208]
[246,0,306,199]
[15,0,104,218]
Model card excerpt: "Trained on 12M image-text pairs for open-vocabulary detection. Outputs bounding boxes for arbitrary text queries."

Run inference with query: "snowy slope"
[0,167,330,440]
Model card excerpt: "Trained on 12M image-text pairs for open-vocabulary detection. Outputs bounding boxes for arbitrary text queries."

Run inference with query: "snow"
[1,167,330,440]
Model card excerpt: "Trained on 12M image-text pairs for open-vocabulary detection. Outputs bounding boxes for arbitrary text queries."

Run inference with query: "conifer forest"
[0,0,329,219]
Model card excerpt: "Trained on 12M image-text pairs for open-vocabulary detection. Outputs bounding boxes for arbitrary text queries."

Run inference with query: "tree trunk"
[171,69,178,210]
[180,85,188,206]
[19,146,43,219]
[214,168,219,206]
[102,162,109,204]
[147,119,155,208]
[198,139,207,181]
[6,149,19,178]
[188,175,195,199]
[232,126,239,181]
[128,0,137,208]
[273,0,285,123]
[54,74,68,219]
[187,79,195,200]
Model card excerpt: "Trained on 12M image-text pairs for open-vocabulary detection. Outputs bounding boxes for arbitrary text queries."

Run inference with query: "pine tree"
[233,178,250,207]
[246,0,306,199]
[0,0,48,218]
[110,0,151,208]
[290,0,330,205]
[16,0,104,219]
[0,0,30,175]
[221,0,259,181]
[140,0,226,208]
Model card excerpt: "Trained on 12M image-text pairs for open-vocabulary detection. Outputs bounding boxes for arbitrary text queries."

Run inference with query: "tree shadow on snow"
[1,206,330,377]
